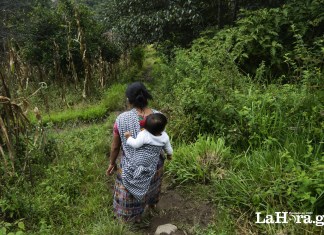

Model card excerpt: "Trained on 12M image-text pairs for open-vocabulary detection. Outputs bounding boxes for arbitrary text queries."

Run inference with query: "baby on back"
[124,113,173,160]
[123,113,173,200]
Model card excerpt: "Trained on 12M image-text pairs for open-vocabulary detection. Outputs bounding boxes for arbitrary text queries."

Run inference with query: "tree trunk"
[75,8,91,98]
[0,144,9,176]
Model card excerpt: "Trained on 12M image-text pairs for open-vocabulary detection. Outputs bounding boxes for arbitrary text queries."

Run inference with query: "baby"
[124,113,173,159]
[122,113,172,200]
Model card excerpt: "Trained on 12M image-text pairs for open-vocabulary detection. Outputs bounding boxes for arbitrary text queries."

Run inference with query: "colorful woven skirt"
[113,157,164,220]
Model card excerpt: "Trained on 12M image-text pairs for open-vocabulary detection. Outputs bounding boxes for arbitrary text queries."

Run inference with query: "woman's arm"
[106,135,121,175]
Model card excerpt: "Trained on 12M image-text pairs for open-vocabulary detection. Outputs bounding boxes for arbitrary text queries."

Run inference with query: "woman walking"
[106,82,167,222]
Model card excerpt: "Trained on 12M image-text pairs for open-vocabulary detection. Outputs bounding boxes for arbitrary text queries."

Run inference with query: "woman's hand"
[106,163,117,176]
[107,135,121,176]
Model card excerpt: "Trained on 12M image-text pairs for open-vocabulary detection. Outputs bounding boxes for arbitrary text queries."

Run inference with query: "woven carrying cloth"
[113,158,164,219]
[116,108,162,200]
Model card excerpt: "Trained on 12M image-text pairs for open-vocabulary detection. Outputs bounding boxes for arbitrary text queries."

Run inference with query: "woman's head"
[126,82,152,109]
[145,113,168,135]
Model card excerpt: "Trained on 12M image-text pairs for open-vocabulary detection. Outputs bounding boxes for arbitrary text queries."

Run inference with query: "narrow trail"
[53,68,216,234]
[141,183,216,235]
[107,176,216,235]
[127,68,217,234]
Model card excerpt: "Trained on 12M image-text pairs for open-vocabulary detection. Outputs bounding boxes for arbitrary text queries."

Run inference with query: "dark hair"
[126,82,152,109]
[145,113,168,135]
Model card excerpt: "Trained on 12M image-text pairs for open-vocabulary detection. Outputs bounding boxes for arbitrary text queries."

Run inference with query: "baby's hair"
[145,113,167,135]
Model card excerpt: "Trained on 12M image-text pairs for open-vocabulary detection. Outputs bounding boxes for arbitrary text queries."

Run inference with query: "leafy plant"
[0,220,25,235]
[166,136,230,184]
[130,46,145,69]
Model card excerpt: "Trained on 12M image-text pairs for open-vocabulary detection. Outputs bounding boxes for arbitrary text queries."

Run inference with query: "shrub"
[166,136,230,185]
[213,140,324,215]
[130,46,145,69]
[152,6,323,232]
[155,34,323,151]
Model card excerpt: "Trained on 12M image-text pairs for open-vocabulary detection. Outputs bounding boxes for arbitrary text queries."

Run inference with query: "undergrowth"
[1,113,137,234]
[153,9,324,233]
[29,84,126,125]
[2,2,323,234]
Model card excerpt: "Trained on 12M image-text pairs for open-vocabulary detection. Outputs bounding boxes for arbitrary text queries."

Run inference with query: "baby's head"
[145,113,167,136]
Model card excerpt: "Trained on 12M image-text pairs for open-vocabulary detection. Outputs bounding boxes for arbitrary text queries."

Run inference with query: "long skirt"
[113,157,164,220]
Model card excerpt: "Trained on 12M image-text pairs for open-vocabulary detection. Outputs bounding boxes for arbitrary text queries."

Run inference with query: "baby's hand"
[124,131,131,139]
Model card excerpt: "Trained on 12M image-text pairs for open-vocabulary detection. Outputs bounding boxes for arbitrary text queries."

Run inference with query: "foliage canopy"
[101,0,285,47]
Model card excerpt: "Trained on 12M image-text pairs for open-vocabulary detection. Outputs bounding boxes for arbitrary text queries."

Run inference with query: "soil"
[140,184,216,235]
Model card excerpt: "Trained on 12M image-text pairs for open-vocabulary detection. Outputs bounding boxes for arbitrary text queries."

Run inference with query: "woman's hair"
[126,82,152,109]
[145,113,167,135]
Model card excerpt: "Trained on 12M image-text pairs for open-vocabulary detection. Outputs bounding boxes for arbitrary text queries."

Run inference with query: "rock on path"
[154,224,178,235]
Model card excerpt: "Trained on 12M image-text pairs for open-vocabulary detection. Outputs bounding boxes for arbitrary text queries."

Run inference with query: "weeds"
[29,84,125,125]
[166,136,230,185]
[0,112,135,234]
[152,15,323,233]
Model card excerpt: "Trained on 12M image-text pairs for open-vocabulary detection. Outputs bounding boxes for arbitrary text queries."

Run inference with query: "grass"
[143,45,162,69]
[3,34,323,235]
[29,84,126,125]
[165,136,230,185]
[156,70,323,234]
[18,113,137,235]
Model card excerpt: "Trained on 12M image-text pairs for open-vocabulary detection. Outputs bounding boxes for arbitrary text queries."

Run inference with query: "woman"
[106,82,164,221]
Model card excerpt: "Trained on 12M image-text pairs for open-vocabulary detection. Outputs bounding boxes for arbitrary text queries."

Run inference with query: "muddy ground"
[140,185,216,235]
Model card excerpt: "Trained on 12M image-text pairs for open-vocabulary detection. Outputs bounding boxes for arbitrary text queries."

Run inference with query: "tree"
[1,0,121,100]
[101,0,286,48]
[0,0,33,61]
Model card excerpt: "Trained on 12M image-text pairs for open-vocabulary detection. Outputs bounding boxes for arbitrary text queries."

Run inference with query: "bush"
[213,141,324,216]
[152,7,323,232]
[155,32,323,151]
[166,136,230,185]
[130,46,145,69]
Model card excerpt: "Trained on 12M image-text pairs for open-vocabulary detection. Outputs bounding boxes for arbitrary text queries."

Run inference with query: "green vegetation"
[101,0,284,46]
[1,0,323,234]
[1,115,136,234]
[30,84,126,124]
[151,2,323,233]
[166,136,230,185]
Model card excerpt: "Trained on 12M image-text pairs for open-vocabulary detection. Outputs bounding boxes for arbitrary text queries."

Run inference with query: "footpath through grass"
[27,114,137,235]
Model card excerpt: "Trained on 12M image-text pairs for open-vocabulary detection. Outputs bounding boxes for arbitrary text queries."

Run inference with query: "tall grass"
[166,136,230,185]
[29,84,126,124]
[1,113,138,234]
[160,79,323,233]
[152,26,323,234]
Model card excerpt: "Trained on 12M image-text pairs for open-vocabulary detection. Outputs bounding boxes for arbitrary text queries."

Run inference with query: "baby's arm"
[125,131,146,149]
[164,136,173,160]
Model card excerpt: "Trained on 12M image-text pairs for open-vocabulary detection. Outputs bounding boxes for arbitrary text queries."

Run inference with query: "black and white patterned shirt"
[116,108,165,200]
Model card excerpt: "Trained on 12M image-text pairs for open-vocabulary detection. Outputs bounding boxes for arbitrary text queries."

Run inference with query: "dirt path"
[140,184,216,235]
